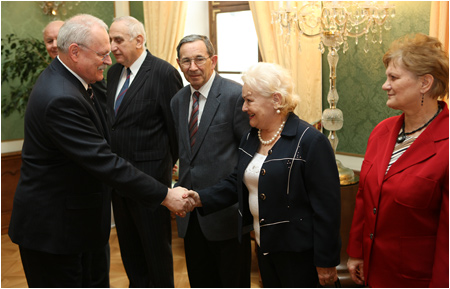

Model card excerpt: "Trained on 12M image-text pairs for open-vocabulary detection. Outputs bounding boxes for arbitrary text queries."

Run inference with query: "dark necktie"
[114,68,131,115]
[189,91,200,148]
[87,85,94,101]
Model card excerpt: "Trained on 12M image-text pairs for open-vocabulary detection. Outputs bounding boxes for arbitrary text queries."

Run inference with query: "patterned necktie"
[189,91,200,148]
[114,68,131,115]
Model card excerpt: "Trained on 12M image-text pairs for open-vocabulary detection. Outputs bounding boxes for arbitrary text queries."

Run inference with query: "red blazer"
[347,102,449,288]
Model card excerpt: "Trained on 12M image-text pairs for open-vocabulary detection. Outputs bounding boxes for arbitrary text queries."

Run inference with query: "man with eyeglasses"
[171,34,252,287]
[42,19,108,114]
[8,14,194,288]
[105,16,183,287]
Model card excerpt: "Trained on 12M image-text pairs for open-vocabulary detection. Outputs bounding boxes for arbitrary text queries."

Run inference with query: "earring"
[276,109,281,114]
[421,94,424,106]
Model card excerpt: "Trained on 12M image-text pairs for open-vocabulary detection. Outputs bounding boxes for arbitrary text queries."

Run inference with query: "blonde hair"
[383,33,449,99]
[241,62,298,114]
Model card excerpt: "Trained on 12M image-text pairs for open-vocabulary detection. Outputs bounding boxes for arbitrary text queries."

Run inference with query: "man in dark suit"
[170,34,252,287]
[106,16,183,288]
[8,14,192,288]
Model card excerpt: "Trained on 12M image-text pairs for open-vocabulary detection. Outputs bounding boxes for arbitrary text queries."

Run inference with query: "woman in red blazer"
[347,33,449,287]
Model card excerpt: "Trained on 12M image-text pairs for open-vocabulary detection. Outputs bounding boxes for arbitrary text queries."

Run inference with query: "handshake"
[161,187,202,217]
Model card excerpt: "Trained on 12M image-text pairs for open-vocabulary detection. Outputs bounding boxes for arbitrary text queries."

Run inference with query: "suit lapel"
[190,75,222,158]
[179,89,192,157]
[385,106,448,180]
[114,51,153,119]
[106,65,122,123]
[52,60,108,139]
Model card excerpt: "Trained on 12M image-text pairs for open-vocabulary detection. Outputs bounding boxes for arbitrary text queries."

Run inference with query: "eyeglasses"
[78,43,111,61]
[179,56,211,68]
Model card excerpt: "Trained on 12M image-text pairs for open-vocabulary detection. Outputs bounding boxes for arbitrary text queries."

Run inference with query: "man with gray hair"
[8,14,192,288]
[171,34,252,287]
[106,16,182,287]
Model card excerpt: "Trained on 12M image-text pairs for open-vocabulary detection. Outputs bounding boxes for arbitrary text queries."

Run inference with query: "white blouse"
[243,152,266,247]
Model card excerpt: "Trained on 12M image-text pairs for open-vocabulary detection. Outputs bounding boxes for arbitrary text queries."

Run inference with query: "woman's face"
[382,61,422,111]
[242,83,277,130]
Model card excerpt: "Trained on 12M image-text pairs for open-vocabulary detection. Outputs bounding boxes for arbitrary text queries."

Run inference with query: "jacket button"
[260,219,265,224]
[260,193,266,200]
[370,233,374,240]
[261,169,266,175]
[373,208,377,214]
[268,149,273,155]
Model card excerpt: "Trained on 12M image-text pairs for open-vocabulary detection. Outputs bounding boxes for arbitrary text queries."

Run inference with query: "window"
[209,1,261,83]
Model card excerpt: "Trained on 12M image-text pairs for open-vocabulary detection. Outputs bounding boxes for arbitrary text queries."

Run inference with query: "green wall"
[1,1,433,157]
[322,1,431,155]
[1,1,115,141]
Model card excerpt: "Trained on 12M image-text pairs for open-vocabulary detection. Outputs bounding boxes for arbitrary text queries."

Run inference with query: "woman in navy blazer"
[347,34,449,287]
[195,63,341,287]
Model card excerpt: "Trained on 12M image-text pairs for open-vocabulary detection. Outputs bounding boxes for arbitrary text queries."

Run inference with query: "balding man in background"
[42,20,64,59]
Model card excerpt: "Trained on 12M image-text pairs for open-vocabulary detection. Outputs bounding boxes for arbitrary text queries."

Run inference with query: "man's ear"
[68,43,80,63]
[210,55,218,70]
[421,74,434,94]
[135,35,144,49]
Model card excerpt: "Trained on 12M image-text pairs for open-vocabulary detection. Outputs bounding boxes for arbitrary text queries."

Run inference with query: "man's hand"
[347,257,364,285]
[317,266,338,286]
[182,190,202,207]
[161,187,195,217]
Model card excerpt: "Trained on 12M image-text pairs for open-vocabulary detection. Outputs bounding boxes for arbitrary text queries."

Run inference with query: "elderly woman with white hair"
[192,62,341,287]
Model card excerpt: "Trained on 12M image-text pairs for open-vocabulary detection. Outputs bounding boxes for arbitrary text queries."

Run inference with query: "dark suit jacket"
[8,58,168,255]
[347,102,449,287]
[171,74,251,241]
[199,113,341,267]
[106,51,182,184]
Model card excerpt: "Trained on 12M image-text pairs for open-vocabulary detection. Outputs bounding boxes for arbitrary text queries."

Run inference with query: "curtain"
[249,1,322,124]
[429,1,449,102]
[143,2,187,67]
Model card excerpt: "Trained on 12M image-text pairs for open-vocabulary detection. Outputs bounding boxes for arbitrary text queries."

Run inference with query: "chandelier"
[272,1,396,185]
[40,1,79,17]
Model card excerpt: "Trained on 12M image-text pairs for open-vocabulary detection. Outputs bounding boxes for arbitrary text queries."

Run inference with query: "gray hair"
[113,16,147,47]
[242,62,298,114]
[57,14,108,53]
[176,34,215,59]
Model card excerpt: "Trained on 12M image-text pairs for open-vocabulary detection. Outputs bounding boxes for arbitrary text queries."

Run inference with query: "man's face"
[43,21,64,59]
[77,26,112,84]
[177,40,217,90]
[109,21,142,68]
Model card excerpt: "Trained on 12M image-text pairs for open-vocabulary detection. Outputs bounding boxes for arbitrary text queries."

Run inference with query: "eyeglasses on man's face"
[179,56,211,68]
[78,43,111,61]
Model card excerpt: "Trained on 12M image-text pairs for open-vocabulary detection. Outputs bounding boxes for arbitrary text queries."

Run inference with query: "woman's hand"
[347,257,365,285]
[317,266,338,286]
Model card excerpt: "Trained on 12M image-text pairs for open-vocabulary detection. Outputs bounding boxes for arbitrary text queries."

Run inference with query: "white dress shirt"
[114,50,148,106]
[188,71,216,125]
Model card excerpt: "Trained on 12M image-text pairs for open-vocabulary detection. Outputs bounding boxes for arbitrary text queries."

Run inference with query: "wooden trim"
[2,151,22,234]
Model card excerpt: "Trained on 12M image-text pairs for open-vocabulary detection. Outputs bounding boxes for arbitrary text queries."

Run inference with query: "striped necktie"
[114,68,131,115]
[189,91,200,148]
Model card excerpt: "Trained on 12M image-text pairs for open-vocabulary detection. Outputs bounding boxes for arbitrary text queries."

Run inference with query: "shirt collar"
[127,50,147,76]
[57,56,89,90]
[190,70,216,98]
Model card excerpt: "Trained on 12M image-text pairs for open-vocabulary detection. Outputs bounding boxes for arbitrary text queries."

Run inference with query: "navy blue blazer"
[199,113,341,267]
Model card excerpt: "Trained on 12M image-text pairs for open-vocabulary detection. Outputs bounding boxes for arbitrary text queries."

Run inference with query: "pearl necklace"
[258,121,285,146]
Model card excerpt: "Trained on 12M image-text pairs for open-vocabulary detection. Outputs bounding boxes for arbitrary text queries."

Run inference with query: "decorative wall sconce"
[272,1,396,185]
[40,1,79,17]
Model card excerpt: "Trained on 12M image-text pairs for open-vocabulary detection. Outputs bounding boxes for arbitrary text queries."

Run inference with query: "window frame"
[208,1,261,74]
